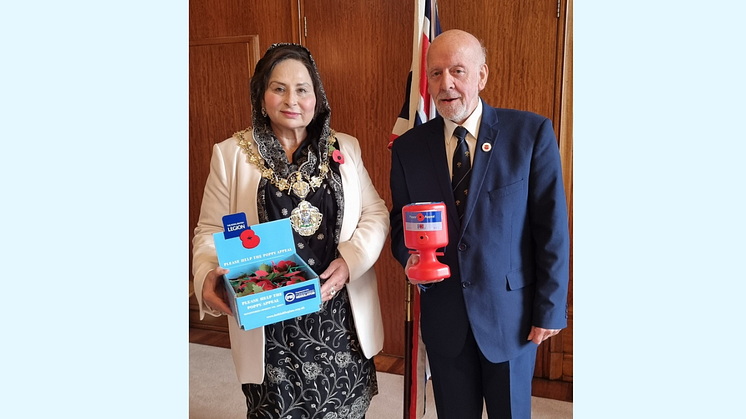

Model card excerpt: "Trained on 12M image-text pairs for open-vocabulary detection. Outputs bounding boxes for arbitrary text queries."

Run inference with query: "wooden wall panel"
[302,0,415,357]
[559,0,573,386]
[437,0,559,121]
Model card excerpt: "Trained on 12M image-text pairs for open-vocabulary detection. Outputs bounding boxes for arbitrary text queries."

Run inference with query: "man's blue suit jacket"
[390,100,570,364]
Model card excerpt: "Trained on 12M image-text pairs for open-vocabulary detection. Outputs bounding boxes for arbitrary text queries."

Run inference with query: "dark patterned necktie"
[451,126,471,218]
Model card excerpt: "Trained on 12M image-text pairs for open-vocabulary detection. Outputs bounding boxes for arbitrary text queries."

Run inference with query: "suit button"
[462,282,471,288]
[458,243,467,251]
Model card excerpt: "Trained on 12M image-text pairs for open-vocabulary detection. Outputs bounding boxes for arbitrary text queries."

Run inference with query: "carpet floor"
[189,343,572,418]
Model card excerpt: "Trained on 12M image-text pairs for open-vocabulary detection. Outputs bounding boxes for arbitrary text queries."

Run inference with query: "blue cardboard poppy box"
[213,214,322,331]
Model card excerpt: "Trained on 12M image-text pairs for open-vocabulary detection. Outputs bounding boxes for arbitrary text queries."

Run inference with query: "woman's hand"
[318,258,350,302]
[202,267,233,315]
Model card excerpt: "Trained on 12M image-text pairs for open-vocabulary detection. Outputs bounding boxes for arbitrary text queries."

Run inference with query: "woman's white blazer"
[192,131,388,383]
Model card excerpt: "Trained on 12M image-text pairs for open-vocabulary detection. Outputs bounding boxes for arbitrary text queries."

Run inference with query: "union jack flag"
[390,2,442,418]
[388,0,441,149]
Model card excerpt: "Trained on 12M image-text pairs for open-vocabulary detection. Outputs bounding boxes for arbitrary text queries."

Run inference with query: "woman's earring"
[261,108,267,117]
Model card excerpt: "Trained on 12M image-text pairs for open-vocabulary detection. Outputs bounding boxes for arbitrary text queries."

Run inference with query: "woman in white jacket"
[192,43,388,418]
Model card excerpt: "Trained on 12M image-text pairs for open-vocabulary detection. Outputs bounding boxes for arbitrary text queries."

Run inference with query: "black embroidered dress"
[241,79,377,417]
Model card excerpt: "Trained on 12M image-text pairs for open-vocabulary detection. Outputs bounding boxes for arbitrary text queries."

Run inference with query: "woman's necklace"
[235,128,337,236]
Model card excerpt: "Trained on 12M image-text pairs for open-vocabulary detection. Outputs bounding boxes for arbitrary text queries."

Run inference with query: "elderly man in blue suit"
[390,29,570,419]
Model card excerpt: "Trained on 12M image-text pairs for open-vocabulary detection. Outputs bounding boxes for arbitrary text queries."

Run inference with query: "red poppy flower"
[332,150,345,164]
[240,229,260,249]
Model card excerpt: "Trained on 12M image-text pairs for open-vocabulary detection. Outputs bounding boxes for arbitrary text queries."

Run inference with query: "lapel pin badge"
[482,143,492,152]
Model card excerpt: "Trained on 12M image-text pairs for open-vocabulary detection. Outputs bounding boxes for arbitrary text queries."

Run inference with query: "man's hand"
[404,254,420,279]
[527,326,561,345]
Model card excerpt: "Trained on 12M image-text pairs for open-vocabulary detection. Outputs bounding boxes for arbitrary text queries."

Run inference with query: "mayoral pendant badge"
[289,177,322,236]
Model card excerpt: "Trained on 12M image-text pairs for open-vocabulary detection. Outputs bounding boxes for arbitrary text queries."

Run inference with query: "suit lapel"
[461,102,499,231]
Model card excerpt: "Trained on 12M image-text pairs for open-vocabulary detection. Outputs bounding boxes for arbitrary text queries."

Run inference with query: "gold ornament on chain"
[234,128,337,236]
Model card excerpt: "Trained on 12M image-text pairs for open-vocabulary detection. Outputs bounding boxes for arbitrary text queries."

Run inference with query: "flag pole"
[403,280,414,418]
[403,2,424,417]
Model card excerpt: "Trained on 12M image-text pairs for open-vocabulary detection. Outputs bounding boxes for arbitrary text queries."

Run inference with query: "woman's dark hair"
[250,43,330,140]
